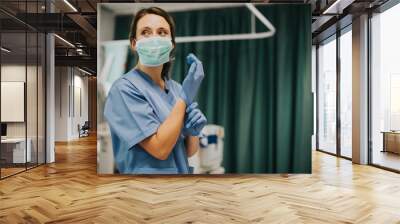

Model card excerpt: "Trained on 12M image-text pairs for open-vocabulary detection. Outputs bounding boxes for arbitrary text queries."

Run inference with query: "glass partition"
[1,30,28,177]
[0,1,46,179]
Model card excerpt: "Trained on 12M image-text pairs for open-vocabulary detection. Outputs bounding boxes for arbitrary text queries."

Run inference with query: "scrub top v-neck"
[104,68,193,174]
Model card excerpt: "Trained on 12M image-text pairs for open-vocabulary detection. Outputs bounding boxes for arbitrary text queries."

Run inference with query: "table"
[381,131,400,154]
[0,138,32,165]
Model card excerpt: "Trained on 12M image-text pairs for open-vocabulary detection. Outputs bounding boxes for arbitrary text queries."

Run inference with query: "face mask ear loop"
[132,38,138,53]
[169,42,175,62]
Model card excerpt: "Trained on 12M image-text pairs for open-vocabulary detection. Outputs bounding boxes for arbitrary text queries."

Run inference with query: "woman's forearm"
[139,99,186,160]
[185,136,199,157]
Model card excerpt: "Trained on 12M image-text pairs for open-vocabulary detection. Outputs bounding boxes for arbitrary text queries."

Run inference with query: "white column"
[46,32,55,163]
[45,0,55,163]
[352,14,369,164]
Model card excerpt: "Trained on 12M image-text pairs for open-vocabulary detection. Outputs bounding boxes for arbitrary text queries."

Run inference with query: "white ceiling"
[100,3,253,15]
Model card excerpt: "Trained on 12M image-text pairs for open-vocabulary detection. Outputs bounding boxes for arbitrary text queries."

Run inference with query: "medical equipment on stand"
[101,3,276,48]
[188,124,225,174]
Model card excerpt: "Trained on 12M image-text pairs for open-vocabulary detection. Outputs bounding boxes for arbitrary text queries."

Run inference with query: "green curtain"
[114,4,312,173]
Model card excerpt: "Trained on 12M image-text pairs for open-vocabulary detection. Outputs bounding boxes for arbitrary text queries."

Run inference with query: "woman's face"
[132,13,173,50]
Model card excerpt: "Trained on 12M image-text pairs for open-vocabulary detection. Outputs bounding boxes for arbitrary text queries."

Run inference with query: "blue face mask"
[135,36,173,67]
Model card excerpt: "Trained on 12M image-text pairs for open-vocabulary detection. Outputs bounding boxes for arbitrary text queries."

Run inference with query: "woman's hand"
[180,53,205,105]
[183,102,207,136]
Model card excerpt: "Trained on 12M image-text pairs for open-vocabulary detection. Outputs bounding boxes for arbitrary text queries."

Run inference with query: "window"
[317,36,337,154]
[370,2,400,171]
[339,28,352,158]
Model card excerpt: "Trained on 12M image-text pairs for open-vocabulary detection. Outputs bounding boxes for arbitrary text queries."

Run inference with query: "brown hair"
[129,7,176,80]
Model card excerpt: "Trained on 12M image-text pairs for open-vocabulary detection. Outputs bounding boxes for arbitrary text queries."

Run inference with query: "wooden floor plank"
[0,134,399,223]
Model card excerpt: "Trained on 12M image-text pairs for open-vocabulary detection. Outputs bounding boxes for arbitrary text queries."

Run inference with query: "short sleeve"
[104,79,160,149]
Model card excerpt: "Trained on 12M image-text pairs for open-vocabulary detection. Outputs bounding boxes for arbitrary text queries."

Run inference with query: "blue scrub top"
[104,68,193,174]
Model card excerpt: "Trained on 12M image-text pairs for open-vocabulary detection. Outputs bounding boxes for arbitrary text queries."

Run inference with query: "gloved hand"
[182,102,207,136]
[180,53,205,105]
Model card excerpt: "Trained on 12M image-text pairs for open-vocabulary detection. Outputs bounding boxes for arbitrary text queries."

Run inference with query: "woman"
[104,7,207,174]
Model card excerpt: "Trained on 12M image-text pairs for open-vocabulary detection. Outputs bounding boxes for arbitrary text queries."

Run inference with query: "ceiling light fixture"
[78,67,92,76]
[1,47,11,53]
[63,0,78,12]
[54,34,75,48]
[323,0,346,15]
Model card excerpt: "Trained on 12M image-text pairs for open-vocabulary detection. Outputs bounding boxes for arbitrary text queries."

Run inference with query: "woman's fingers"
[186,53,194,64]
[187,108,198,120]
[192,116,206,129]
[191,112,206,128]
[186,53,199,65]
[187,112,201,128]
[187,111,202,128]
[187,62,196,77]
[186,102,198,113]
[185,109,198,128]
[191,117,206,135]
[184,103,206,132]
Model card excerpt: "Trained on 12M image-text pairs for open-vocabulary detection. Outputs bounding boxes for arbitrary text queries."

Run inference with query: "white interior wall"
[55,66,68,141]
[1,65,30,138]
[71,71,89,138]
[55,66,89,141]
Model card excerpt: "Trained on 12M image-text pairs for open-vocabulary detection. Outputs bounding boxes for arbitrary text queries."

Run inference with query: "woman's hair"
[129,7,176,80]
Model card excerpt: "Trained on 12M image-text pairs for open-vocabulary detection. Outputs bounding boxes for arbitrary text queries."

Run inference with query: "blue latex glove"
[180,53,205,105]
[183,102,207,136]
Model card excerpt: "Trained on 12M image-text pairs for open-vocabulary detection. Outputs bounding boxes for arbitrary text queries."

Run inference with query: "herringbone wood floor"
[1,134,400,224]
